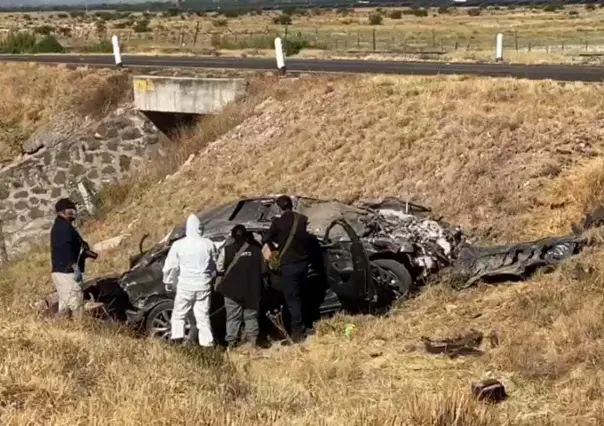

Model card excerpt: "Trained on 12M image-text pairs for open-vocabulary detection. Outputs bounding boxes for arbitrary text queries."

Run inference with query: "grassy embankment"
[2,72,604,424]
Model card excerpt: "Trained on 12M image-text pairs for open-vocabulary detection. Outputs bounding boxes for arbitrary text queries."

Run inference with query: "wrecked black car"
[83,196,464,342]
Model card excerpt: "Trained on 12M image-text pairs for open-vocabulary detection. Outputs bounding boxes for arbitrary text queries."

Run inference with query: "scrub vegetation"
[2,5,604,64]
[3,71,604,424]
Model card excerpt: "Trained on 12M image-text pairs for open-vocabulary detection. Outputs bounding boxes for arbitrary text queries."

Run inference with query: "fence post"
[372,28,376,52]
[432,29,436,48]
[357,30,360,48]
[514,30,518,51]
[0,219,8,267]
[193,21,200,45]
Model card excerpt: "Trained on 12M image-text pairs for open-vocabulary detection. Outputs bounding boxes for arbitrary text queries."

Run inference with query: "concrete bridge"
[132,75,248,115]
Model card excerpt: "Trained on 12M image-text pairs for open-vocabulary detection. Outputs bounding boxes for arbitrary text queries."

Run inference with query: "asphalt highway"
[1,54,604,81]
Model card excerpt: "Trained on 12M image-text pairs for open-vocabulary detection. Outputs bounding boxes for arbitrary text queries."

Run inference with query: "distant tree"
[368,13,383,25]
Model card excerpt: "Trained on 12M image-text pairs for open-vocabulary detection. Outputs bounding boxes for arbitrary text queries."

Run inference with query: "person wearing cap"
[50,198,96,320]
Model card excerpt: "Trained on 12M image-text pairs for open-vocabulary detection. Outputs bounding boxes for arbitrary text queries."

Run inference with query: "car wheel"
[144,300,196,342]
[371,259,413,298]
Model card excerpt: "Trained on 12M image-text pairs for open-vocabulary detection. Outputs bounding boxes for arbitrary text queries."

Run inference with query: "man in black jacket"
[216,225,267,349]
[50,198,96,320]
[262,195,310,343]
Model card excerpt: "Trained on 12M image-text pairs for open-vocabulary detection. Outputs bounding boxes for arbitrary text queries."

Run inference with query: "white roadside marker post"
[495,33,503,62]
[112,35,123,68]
[274,37,286,76]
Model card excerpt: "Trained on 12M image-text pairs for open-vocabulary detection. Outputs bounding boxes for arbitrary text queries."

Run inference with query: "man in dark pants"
[216,225,267,349]
[263,195,310,343]
[50,198,97,320]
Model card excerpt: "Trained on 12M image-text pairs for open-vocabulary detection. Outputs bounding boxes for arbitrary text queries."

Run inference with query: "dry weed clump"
[0,63,130,163]
[2,75,604,424]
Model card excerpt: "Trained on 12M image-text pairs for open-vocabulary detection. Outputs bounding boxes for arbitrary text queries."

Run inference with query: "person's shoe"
[169,338,184,346]
[291,332,306,344]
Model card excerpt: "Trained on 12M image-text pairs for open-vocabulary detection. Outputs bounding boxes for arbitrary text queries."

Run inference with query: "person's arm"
[216,245,226,276]
[262,219,279,250]
[162,243,179,285]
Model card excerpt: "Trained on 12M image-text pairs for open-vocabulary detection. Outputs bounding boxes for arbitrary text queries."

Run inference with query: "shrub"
[34,25,54,36]
[543,4,562,12]
[80,39,114,53]
[96,20,107,38]
[58,27,72,37]
[336,7,351,16]
[70,11,85,19]
[95,12,116,21]
[213,18,228,27]
[411,9,428,17]
[283,39,308,56]
[133,19,151,33]
[223,9,240,18]
[273,14,292,25]
[467,8,481,16]
[437,6,450,14]
[389,10,402,19]
[56,13,69,19]
[35,35,64,53]
[569,10,579,16]
[586,4,596,10]
[0,32,36,54]
[368,13,383,25]
[163,8,180,18]
[22,14,31,21]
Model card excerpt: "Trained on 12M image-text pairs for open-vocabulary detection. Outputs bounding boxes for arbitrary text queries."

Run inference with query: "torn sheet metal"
[451,235,586,289]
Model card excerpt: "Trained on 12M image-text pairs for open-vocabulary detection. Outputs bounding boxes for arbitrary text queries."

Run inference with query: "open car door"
[322,219,373,306]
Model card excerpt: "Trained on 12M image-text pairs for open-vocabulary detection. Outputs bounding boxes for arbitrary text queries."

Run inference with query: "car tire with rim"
[371,259,413,297]
[144,300,197,342]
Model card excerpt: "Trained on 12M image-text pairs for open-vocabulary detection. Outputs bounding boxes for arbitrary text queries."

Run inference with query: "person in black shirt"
[262,195,310,343]
[50,198,97,319]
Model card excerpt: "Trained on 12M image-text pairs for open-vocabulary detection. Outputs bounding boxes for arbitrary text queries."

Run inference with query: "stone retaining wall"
[0,106,167,256]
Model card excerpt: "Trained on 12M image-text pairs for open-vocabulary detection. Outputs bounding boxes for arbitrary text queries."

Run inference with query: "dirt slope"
[2,75,604,425]
[0,63,129,164]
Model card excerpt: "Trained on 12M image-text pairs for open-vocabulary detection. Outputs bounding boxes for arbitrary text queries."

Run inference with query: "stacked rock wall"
[0,106,166,256]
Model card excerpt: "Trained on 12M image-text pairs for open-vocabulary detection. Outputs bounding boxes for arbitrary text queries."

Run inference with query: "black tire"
[371,259,413,297]
[144,300,197,342]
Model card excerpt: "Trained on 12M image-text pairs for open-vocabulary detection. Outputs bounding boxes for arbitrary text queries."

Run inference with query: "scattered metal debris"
[421,329,484,358]
[471,379,507,403]
[451,235,586,289]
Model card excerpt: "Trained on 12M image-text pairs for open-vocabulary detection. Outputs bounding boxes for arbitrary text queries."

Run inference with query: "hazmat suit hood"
[185,214,203,238]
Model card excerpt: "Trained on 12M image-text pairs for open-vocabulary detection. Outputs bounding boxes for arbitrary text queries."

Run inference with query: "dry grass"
[0,63,130,164]
[3,7,604,64]
[3,74,604,424]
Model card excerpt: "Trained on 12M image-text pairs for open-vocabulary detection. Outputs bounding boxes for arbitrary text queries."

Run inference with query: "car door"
[322,219,373,304]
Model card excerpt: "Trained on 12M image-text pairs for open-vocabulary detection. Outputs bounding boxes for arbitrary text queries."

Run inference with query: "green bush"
[80,40,114,53]
[368,13,383,25]
[467,8,481,16]
[56,13,69,19]
[273,14,292,25]
[35,35,64,53]
[70,11,85,19]
[34,25,54,36]
[389,10,402,19]
[213,18,228,27]
[223,9,241,18]
[0,32,64,54]
[437,6,450,14]
[58,27,72,37]
[0,32,36,54]
[586,4,596,10]
[411,9,428,17]
[133,19,151,33]
[95,12,117,21]
[543,4,562,12]
[283,39,309,56]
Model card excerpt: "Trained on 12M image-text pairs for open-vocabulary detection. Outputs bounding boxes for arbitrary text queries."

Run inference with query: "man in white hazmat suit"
[162,214,218,347]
